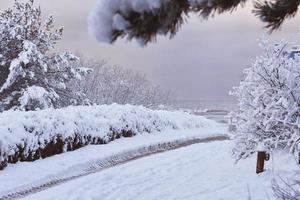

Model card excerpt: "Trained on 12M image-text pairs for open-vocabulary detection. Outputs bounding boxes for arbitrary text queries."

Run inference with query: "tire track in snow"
[0,135,229,200]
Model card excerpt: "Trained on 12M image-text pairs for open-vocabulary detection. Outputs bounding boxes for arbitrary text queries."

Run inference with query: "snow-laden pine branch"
[87,0,299,44]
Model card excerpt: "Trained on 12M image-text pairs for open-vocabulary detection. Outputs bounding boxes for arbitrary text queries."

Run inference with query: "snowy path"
[0,136,227,200]
[18,141,299,200]
[0,127,298,200]
[0,128,227,200]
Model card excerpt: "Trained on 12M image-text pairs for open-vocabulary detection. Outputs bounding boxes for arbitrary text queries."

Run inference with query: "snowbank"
[12,141,300,200]
[0,104,222,170]
[0,130,227,197]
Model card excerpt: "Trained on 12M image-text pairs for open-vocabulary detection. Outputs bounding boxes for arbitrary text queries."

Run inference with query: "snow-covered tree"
[88,0,300,44]
[0,0,89,112]
[71,58,175,108]
[272,178,300,200]
[229,38,300,160]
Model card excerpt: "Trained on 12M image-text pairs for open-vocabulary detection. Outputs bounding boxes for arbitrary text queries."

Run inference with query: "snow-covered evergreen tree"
[229,38,300,160]
[0,0,89,112]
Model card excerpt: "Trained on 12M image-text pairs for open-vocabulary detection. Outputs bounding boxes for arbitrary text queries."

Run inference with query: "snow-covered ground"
[0,105,298,200]
[0,128,226,196]
[19,140,299,200]
[0,126,298,200]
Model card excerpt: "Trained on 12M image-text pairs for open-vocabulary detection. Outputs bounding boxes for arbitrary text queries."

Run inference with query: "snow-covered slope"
[0,129,227,197]
[0,104,223,170]
[19,140,299,200]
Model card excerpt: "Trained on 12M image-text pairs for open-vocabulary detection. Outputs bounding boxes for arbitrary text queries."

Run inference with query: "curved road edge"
[0,134,230,200]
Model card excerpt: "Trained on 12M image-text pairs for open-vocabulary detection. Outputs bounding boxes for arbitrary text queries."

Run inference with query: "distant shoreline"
[175,99,237,103]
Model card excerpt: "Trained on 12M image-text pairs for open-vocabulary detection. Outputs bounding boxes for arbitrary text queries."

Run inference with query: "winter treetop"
[0,0,90,112]
[229,38,300,160]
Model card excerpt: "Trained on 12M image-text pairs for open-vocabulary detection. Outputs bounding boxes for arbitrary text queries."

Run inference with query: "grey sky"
[1,0,300,101]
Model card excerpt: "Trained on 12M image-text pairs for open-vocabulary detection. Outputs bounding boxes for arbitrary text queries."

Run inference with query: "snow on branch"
[87,0,182,44]
[87,0,247,44]
[88,0,300,45]
[229,38,300,160]
[69,58,175,108]
[0,0,90,112]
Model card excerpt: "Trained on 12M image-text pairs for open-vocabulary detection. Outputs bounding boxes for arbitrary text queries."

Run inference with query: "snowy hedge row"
[0,104,219,170]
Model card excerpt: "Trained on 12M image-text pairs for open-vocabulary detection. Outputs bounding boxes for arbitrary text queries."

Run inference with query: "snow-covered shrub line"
[0,104,220,170]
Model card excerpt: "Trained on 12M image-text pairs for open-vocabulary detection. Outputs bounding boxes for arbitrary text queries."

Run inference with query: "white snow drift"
[20,141,299,200]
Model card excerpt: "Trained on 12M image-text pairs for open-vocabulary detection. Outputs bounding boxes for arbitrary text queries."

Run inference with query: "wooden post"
[298,143,300,165]
[256,151,270,174]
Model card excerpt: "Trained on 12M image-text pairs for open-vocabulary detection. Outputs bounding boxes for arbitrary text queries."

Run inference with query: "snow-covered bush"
[70,59,174,108]
[229,39,300,160]
[0,0,89,112]
[272,178,300,200]
[0,104,221,170]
